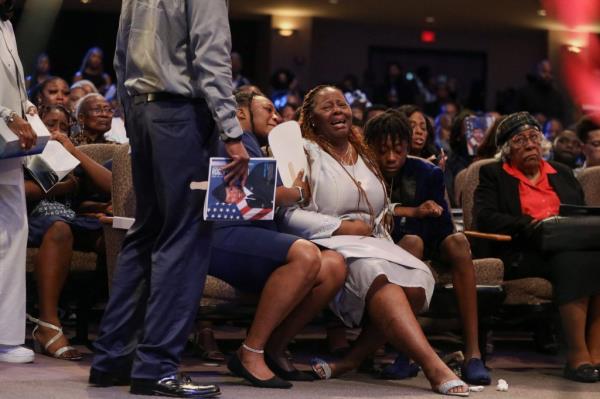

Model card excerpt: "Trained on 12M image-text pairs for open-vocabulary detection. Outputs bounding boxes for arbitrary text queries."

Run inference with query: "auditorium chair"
[103,149,506,350]
[101,144,258,322]
[461,159,555,352]
[26,143,119,344]
[452,168,468,207]
[577,165,600,206]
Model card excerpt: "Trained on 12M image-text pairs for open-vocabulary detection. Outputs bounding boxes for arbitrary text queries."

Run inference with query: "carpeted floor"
[1,335,599,399]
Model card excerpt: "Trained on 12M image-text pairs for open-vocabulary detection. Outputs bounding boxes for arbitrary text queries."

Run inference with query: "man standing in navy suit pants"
[89,1,249,397]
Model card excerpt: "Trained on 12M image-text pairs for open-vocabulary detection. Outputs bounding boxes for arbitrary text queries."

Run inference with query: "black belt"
[132,92,205,105]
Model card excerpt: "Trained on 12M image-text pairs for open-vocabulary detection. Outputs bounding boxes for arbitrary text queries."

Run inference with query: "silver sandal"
[27,315,82,361]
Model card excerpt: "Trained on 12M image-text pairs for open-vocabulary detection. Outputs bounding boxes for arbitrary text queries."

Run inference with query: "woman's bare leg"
[398,235,424,260]
[239,240,321,380]
[266,250,347,372]
[587,295,600,364]
[440,233,481,360]
[559,297,593,368]
[33,221,80,358]
[313,321,386,378]
[315,276,466,394]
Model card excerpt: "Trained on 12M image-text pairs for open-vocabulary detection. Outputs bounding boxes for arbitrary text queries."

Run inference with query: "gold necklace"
[337,143,354,165]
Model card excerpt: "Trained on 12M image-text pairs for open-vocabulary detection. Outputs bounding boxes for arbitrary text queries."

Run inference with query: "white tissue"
[469,385,485,392]
[496,379,508,391]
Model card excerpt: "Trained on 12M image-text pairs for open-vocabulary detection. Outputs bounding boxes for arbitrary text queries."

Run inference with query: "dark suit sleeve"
[429,167,454,235]
[474,164,533,237]
[246,162,275,207]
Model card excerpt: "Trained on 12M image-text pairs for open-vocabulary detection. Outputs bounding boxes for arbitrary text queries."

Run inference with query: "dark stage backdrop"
[368,46,488,111]
[12,9,269,91]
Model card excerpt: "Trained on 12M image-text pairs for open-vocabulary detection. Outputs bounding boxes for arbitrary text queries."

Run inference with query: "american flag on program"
[203,157,276,222]
[234,196,275,220]
[205,198,274,221]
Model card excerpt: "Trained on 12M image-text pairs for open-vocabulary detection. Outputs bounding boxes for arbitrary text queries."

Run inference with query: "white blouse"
[280,140,432,277]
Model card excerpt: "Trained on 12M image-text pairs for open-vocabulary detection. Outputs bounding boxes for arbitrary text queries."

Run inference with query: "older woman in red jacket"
[475,111,600,383]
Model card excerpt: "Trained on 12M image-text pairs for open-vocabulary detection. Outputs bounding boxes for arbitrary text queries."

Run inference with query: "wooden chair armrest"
[100,216,113,225]
[463,230,512,242]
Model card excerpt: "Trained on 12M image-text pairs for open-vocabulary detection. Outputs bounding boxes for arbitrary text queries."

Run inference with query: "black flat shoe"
[227,353,292,389]
[89,367,131,387]
[265,352,315,381]
[563,364,599,383]
[130,374,220,398]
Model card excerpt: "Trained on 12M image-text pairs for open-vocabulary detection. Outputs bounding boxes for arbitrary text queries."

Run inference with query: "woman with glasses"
[72,93,113,145]
[24,104,112,361]
[475,111,600,383]
[576,116,600,170]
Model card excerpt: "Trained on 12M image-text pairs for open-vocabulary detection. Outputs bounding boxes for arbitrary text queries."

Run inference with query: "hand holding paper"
[0,113,50,159]
[268,121,308,188]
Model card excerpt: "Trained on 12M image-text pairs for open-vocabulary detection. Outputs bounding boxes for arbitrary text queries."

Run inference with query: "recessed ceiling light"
[81,0,91,4]
[425,16,435,24]
[329,0,339,4]
[537,9,547,17]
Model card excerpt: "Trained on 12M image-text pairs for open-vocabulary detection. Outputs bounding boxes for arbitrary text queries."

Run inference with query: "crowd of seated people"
[20,48,119,362]
[475,112,600,383]
[16,48,600,393]
[25,104,112,361]
[365,110,489,385]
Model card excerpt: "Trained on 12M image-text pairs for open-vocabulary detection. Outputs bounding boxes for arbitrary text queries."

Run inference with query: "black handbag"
[534,215,600,252]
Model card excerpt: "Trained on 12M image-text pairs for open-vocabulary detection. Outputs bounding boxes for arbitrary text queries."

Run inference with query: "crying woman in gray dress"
[279,85,469,396]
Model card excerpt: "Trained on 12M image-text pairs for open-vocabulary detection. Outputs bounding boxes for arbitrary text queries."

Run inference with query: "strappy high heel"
[27,314,82,361]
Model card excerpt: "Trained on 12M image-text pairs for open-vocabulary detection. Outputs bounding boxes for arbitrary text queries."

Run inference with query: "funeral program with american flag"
[204,157,277,221]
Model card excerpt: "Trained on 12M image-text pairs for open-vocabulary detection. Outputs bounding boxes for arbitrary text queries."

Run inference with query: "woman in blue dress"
[209,91,347,388]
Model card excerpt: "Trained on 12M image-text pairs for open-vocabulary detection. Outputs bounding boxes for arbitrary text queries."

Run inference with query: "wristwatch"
[221,134,243,143]
[4,111,18,125]
[294,185,305,204]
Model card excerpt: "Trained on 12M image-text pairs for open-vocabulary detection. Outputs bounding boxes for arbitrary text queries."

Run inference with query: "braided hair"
[364,108,412,150]
[39,103,74,126]
[299,85,392,233]
[234,90,260,134]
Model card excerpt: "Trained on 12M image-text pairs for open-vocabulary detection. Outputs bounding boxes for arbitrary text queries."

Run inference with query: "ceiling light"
[278,29,295,37]
[328,0,339,4]
[425,16,435,24]
[537,9,547,17]
[567,45,582,54]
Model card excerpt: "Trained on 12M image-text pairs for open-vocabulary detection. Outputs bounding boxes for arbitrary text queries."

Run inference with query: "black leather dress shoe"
[130,374,220,398]
[563,364,599,383]
[89,367,131,387]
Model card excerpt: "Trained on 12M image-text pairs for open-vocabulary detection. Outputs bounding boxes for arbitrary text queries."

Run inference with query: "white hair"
[70,79,98,93]
[75,93,106,120]
[500,142,512,162]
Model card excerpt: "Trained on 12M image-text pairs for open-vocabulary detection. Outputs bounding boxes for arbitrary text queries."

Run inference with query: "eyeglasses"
[88,107,115,116]
[510,131,543,148]
[586,140,600,148]
[556,137,582,148]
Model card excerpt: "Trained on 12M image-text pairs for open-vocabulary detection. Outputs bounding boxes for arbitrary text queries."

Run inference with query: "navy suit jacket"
[389,157,454,246]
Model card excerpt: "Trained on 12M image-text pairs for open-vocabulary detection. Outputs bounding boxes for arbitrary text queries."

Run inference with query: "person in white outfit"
[279,85,469,396]
[0,0,37,364]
